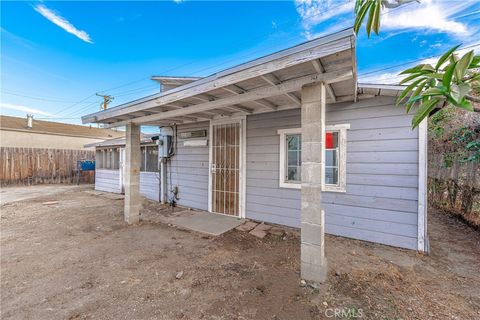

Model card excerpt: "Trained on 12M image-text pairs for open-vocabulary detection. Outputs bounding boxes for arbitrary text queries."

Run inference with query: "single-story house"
[82,29,428,283]
[85,134,161,201]
[0,114,124,150]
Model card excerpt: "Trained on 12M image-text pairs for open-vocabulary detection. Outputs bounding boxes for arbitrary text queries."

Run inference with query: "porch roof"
[82,28,357,128]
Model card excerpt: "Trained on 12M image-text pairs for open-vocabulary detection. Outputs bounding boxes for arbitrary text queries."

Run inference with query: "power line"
[36,117,83,120]
[23,0,469,118]
[63,101,100,118]
[359,41,480,79]
[7,0,392,116]
[1,90,97,103]
[95,0,353,97]
[51,93,98,116]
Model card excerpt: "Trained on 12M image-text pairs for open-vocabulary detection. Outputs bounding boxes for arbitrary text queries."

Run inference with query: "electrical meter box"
[158,135,174,158]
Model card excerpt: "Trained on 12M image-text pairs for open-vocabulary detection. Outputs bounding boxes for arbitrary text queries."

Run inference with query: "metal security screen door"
[211,121,241,216]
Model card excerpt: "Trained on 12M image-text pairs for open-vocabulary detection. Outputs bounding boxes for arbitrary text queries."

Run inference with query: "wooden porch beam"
[83,32,354,123]
[251,99,277,110]
[106,69,352,127]
[261,73,301,106]
[221,84,245,95]
[223,105,254,114]
[311,59,337,102]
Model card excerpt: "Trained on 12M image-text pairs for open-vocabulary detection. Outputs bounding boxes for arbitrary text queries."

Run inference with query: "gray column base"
[124,202,141,224]
[301,259,328,284]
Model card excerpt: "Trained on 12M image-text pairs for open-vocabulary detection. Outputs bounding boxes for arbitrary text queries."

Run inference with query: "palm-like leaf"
[353,0,480,128]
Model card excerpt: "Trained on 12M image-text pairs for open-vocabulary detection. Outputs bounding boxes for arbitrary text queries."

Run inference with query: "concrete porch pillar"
[300,82,327,283]
[124,123,141,224]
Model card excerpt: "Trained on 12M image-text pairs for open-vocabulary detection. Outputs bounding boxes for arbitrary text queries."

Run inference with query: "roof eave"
[82,28,355,124]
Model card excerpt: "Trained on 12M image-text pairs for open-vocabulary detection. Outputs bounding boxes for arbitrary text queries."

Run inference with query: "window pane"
[112,148,119,170]
[325,150,337,167]
[288,150,299,166]
[95,150,101,169]
[325,167,338,185]
[146,146,159,172]
[287,134,300,150]
[326,131,338,148]
[287,166,301,181]
[106,149,111,169]
[140,147,146,172]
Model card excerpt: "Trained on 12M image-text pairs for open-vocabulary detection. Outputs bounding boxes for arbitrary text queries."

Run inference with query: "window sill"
[279,182,301,189]
[323,186,347,193]
[278,182,346,193]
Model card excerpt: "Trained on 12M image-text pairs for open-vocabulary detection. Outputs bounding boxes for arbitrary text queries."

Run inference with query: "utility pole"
[96,93,114,111]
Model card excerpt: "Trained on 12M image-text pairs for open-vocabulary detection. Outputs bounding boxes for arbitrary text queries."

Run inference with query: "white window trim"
[277,124,350,192]
[278,128,302,189]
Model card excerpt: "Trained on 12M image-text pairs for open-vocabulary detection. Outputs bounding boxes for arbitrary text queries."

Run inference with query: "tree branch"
[466,94,480,103]
[465,95,480,112]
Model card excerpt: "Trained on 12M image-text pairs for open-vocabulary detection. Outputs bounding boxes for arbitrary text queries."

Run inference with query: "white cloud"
[294,0,477,39]
[294,0,353,39]
[359,42,480,85]
[0,103,55,117]
[34,4,93,44]
[381,0,472,36]
[359,71,403,84]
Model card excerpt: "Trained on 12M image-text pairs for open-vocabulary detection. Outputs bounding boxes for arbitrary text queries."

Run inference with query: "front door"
[210,121,241,216]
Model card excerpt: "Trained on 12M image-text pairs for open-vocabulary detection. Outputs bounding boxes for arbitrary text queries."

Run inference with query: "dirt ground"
[1,186,479,320]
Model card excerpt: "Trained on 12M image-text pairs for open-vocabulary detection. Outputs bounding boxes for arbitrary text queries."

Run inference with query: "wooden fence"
[428,153,479,214]
[0,147,95,186]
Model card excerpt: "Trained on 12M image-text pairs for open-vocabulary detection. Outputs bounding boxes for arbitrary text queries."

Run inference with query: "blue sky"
[1,0,479,125]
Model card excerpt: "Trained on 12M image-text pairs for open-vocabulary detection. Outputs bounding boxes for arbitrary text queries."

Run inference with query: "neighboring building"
[86,134,160,201]
[0,115,124,150]
[0,115,125,185]
[83,29,428,283]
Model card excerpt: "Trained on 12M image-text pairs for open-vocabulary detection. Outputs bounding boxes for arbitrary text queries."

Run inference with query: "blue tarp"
[78,160,95,171]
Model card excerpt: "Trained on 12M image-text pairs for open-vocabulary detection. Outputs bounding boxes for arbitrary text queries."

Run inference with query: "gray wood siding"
[95,169,121,193]
[140,172,160,202]
[167,122,209,210]
[245,96,419,250]
[95,169,160,201]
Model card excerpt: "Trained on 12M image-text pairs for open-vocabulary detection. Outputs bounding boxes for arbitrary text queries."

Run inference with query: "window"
[96,148,119,169]
[325,132,339,185]
[278,124,349,192]
[141,145,159,172]
[286,134,301,182]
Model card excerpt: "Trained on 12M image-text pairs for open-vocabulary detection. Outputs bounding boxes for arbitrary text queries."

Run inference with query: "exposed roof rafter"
[106,68,353,127]
[311,59,337,102]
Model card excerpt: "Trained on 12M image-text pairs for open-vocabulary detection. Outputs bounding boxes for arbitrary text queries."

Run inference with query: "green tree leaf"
[396,78,425,105]
[469,55,480,68]
[454,50,474,81]
[366,0,380,37]
[353,1,372,34]
[405,80,427,113]
[421,64,435,72]
[451,83,471,103]
[434,44,461,70]
[412,98,440,128]
[458,98,473,111]
[400,73,426,85]
[422,87,446,97]
[400,64,427,75]
[442,61,457,89]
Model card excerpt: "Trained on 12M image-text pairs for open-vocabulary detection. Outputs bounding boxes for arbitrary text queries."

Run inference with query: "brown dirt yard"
[1,185,479,320]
